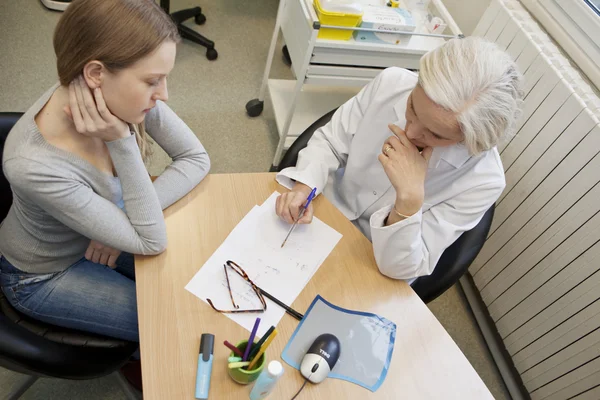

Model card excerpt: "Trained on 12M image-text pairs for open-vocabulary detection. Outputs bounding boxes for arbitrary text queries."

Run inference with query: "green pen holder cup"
[227,340,266,384]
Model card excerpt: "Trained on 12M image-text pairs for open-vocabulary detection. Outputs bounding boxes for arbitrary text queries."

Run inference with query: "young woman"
[0,0,210,343]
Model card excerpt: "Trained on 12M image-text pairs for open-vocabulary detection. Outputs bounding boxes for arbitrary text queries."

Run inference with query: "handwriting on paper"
[185,192,342,336]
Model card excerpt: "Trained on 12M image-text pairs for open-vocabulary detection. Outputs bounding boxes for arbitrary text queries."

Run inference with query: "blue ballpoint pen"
[281,187,317,248]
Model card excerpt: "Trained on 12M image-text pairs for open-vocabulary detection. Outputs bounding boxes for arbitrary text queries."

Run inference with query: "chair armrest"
[411,205,495,303]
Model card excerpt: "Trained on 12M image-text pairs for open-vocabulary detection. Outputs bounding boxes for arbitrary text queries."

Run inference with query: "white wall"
[442,0,491,35]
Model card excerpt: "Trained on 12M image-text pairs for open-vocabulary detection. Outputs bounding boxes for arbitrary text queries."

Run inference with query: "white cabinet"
[246,0,462,168]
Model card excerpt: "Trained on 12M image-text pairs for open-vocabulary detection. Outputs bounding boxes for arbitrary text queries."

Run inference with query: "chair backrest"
[277,109,495,303]
[410,205,494,303]
[277,108,338,171]
[0,112,23,221]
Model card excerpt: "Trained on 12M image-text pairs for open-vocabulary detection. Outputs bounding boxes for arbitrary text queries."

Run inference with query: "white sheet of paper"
[185,192,343,337]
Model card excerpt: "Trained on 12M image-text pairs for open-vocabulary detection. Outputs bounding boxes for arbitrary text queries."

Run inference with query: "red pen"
[223,340,243,357]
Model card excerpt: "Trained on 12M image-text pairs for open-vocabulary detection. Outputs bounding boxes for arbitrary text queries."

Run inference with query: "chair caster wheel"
[195,14,206,25]
[246,99,264,117]
[206,48,218,60]
[282,45,291,66]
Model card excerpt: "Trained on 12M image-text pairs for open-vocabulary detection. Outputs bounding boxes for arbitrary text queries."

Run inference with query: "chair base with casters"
[40,0,71,11]
[0,113,140,400]
[276,109,495,303]
[160,0,217,61]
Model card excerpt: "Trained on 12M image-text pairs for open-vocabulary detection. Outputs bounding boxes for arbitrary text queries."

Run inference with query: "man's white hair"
[418,36,523,155]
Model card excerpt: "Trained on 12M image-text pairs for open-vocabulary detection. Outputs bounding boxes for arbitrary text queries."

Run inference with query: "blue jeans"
[0,254,139,342]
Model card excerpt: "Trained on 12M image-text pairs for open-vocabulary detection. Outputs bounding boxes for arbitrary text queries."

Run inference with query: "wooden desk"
[136,173,493,399]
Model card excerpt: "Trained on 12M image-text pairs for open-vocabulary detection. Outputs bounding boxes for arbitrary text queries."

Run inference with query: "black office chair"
[160,0,217,60]
[0,113,139,400]
[277,109,495,304]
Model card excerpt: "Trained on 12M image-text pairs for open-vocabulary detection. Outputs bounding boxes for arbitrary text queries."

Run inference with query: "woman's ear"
[82,61,104,89]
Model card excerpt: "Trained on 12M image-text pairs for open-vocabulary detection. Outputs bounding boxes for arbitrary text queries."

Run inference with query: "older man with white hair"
[275,36,523,283]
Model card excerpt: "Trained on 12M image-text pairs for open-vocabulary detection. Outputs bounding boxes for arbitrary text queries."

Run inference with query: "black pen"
[258,287,304,321]
[249,325,275,359]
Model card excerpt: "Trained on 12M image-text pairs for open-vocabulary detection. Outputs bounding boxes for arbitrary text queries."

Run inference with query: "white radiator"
[470,1,600,399]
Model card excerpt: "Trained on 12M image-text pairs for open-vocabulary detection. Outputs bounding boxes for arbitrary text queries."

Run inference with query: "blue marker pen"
[195,333,214,400]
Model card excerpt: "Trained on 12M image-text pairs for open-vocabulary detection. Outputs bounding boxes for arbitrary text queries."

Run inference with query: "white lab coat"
[276,67,506,283]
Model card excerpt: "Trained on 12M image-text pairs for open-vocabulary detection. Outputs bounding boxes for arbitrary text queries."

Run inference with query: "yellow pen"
[228,361,250,369]
[247,329,278,370]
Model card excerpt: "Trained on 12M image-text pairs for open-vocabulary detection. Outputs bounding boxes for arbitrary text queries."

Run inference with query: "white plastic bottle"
[249,360,284,400]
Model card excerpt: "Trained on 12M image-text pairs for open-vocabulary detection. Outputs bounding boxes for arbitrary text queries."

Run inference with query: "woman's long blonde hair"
[53,0,180,160]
